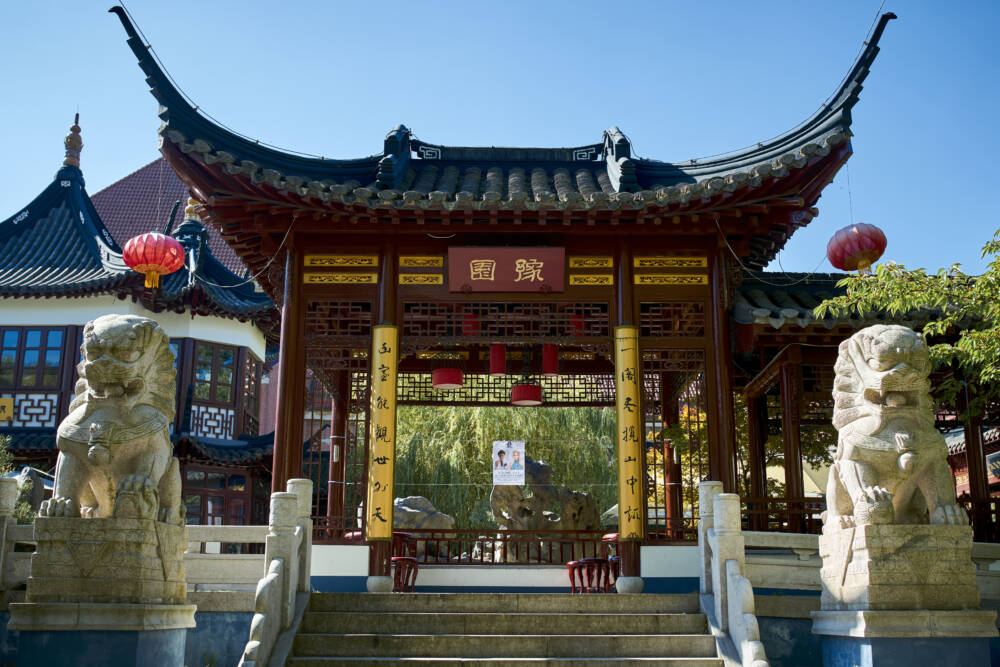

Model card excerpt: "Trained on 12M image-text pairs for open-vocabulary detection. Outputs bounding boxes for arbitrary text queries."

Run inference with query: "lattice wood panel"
[641,349,708,523]
[305,300,374,338]
[639,301,707,338]
[396,372,615,406]
[401,301,610,342]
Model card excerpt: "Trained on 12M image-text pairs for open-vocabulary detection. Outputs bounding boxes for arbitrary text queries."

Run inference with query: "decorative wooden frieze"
[633,257,708,269]
[399,256,444,268]
[303,272,378,284]
[304,255,378,267]
[568,256,613,269]
[569,274,614,286]
[399,274,443,285]
[633,274,708,286]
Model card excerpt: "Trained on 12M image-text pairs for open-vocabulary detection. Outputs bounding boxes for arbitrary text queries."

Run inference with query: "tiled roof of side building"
[0,119,129,297]
[91,157,247,275]
[735,272,940,331]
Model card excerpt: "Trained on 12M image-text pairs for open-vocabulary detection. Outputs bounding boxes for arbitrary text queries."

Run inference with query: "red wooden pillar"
[708,250,737,493]
[369,240,397,579]
[272,245,305,493]
[326,370,350,536]
[661,381,683,536]
[745,393,769,531]
[615,240,642,582]
[959,384,989,539]
[779,351,804,532]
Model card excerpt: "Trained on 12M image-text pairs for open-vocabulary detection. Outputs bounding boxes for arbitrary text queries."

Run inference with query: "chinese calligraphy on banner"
[614,326,645,540]
[448,247,565,292]
[365,325,398,540]
[492,441,526,486]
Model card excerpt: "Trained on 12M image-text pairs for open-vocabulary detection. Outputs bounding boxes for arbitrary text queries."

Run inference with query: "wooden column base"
[369,540,392,578]
[619,540,641,577]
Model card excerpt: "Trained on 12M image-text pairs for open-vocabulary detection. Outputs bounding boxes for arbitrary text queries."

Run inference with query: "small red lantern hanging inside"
[123,232,185,288]
[431,367,464,390]
[542,344,559,377]
[826,223,887,274]
[511,383,543,406]
[489,344,506,377]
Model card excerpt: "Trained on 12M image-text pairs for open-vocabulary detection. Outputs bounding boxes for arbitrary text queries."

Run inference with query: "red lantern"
[489,344,506,377]
[511,383,543,406]
[123,232,185,288]
[542,344,559,377]
[431,367,464,390]
[826,223,887,274]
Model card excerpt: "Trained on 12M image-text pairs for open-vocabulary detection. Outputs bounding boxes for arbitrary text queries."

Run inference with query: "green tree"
[815,231,1000,404]
[395,406,617,528]
[0,435,35,524]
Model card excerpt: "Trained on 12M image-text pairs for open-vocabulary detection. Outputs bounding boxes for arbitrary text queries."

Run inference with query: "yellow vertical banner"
[614,325,645,540]
[365,325,398,541]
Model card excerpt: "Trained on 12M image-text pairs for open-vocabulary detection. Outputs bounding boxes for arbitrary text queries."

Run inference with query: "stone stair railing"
[239,478,313,667]
[698,481,769,667]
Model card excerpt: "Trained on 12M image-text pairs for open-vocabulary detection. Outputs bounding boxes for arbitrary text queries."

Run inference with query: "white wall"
[640,545,700,578]
[0,295,266,359]
[311,545,369,577]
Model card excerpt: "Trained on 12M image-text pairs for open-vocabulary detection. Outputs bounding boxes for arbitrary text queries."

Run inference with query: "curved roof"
[0,150,130,297]
[111,6,895,270]
[0,121,277,337]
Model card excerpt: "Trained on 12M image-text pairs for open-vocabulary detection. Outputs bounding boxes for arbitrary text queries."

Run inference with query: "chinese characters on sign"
[448,247,565,293]
[0,398,12,421]
[614,326,645,540]
[492,441,526,486]
[365,325,398,541]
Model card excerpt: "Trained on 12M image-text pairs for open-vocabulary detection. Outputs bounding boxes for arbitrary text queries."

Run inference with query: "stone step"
[308,593,701,614]
[288,659,723,666]
[291,633,718,659]
[301,611,709,635]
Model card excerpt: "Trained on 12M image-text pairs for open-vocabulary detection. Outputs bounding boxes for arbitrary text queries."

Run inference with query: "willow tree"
[395,406,617,528]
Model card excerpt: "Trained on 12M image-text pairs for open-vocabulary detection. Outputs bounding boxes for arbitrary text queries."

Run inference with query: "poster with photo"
[492,440,525,486]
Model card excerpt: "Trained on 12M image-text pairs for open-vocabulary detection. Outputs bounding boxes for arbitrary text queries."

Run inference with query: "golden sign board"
[0,398,13,421]
[634,274,708,286]
[633,257,707,268]
[569,274,614,286]
[365,325,398,541]
[399,256,444,268]
[303,273,378,284]
[304,255,378,267]
[399,274,444,285]
[569,257,613,269]
[614,326,645,541]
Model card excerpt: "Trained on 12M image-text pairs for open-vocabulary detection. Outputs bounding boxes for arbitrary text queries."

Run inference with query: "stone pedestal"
[9,516,195,667]
[818,524,981,611]
[813,524,997,667]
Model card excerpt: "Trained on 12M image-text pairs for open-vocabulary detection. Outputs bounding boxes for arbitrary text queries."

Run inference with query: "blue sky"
[2,1,997,273]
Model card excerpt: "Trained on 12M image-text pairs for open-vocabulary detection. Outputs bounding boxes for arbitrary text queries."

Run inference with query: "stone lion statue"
[39,314,182,524]
[826,324,965,528]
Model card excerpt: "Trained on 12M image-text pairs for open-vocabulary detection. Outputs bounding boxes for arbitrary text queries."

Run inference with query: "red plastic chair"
[391,556,419,592]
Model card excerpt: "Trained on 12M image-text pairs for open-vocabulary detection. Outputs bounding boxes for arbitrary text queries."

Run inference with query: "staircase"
[286,592,723,665]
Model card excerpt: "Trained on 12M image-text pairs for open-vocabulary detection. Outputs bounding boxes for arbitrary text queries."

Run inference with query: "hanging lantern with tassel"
[123,232,185,288]
[489,344,506,378]
[431,367,464,390]
[542,344,559,377]
[826,223,887,274]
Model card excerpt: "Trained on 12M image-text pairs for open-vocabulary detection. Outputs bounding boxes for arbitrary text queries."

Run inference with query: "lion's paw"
[39,496,80,518]
[113,474,159,520]
[932,503,968,526]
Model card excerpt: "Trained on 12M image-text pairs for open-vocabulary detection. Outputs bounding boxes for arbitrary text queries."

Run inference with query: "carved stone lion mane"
[40,314,182,523]
[826,324,965,528]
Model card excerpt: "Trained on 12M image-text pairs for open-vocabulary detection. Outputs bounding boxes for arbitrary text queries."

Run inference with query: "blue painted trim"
[311,575,368,592]
[642,577,700,594]
[754,587,821,597]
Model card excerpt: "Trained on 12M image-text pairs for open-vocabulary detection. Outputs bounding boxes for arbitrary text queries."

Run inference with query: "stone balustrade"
[699,481,769,667]
[239,478,313,667]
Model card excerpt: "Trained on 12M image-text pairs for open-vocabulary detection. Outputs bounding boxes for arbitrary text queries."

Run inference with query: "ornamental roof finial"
[183,197,202,223]
[63,113,83,167]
